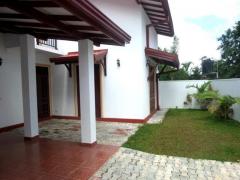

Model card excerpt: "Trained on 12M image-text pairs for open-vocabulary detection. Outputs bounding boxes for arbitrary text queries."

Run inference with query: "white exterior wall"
[0,34,23,128]
[35,1,159,120]
[35,0,159,120]
[46,0,159,120]
[35,38,77,117]
[57,40,78,55]
[36,50,77,117]
[51,65,76,117]
[35,39,77,55]
[159,79,240,122]
[0,1,160,128]
[89,0,158,119]
[0,33,77,128]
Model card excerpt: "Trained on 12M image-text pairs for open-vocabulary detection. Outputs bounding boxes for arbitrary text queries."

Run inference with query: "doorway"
[36,66,50,120]
[76,64,102,118]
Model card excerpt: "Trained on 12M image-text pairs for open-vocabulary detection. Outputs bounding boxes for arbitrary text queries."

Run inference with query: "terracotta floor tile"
[69,167,94,180]
[38,173,66,180]
[0,132,119,180]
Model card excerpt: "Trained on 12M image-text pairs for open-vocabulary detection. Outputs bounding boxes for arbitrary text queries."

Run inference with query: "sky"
[158,0,240,66]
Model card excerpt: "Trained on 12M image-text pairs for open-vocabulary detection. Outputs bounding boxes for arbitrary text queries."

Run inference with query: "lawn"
[123,109,240,162]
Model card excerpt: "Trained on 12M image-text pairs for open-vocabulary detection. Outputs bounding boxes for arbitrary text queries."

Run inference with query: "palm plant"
[208,96,240,119]
[187,81,240,120]
[187,81,217,109]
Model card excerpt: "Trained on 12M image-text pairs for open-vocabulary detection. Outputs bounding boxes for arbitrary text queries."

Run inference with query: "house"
[0,0,179,144]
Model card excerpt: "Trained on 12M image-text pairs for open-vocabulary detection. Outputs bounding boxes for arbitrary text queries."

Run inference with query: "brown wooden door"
[149,66,156,113]
[76,65,101,118]
[36,66,50,120]
[94,64,101,118]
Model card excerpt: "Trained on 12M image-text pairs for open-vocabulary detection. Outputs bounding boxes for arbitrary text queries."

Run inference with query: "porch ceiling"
[0,0,131,46]
[137,0,174,37]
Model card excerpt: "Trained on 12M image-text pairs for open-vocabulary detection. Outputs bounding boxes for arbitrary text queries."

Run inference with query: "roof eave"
[145,48,179,68]
[137,0,175,37]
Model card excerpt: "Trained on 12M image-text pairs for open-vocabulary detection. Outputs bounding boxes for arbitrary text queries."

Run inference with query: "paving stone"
[91,147,240,180]
[147,109,168,124]
[13,119,141,146]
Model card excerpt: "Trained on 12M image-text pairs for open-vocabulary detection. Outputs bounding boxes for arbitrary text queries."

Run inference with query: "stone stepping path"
[147,109,168,124]
[91,147,240,180]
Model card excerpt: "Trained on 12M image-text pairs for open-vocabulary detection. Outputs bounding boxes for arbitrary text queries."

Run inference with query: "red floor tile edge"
[80,141,97,147]
[97,109,158,124]
[24,135,39,141]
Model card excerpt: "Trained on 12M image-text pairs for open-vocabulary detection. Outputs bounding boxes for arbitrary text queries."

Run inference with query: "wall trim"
[52,110,158,123]
[24,135,39,141]
[39,116,52,121]
[0,117,52,133]
[51,115,80,120]
[97,109,157,124]
[0,123,24,133]
[145,109,158,121]
[97,118,146,123]
[0,110,158,134]
[80,141,97,147]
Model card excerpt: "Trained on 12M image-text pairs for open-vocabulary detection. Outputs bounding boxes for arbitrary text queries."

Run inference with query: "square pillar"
[20,35,39,138]
[78,39,96,144]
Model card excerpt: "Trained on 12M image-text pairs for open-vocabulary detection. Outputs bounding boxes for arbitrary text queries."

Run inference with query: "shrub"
[208,96,240,119]
[186,81,217,109]
[187,81,212,93]
[187,82,240,120]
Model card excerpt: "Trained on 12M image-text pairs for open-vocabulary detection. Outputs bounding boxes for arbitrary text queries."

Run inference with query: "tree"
[170,36,179,54]
[190,66,202,80]
[158,61,203,81]
[218,21,240,78]
[182,62,192,72]
[159,35,179,54]
[159,62,192,80]
[157,35,202,80]
[214,59,228,79]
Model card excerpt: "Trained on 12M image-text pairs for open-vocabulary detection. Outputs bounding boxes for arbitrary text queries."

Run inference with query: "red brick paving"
[0,132,119,180]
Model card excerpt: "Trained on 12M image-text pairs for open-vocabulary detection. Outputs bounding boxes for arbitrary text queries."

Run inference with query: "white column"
[78,39,96,144]
[20,35,39,138]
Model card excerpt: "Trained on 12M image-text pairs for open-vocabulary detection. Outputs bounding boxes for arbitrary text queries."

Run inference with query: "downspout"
[156,73,160,110]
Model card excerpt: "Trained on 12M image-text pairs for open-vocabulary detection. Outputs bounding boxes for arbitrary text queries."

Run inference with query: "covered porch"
[0,0,130,144]
[12,119,141,146]
[0,0,131,179]
[0,131,118,180]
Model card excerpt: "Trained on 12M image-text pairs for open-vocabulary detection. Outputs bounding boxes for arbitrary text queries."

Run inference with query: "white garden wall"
[159,79,240,122]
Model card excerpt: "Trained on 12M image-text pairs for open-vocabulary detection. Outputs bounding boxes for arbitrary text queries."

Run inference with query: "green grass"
[123,109,240,162]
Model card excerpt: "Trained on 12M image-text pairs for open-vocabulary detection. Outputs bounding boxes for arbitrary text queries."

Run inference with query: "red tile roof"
[145,48,179,68]
[50,49,108,64]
